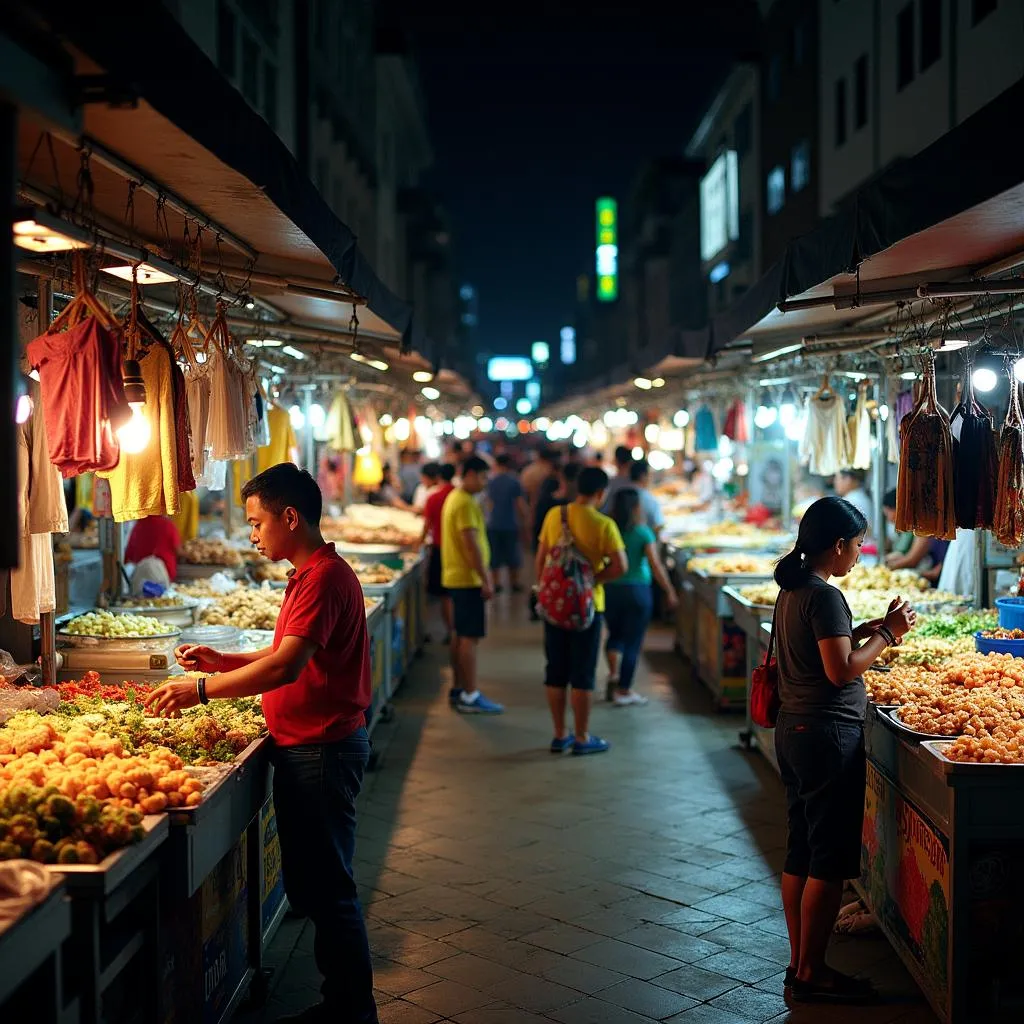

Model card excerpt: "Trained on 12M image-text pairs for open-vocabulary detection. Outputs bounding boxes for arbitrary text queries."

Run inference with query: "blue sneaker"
[572,735,610,756]
[550,734,575,754]
[456,692,505,714]
[448,688,463,706]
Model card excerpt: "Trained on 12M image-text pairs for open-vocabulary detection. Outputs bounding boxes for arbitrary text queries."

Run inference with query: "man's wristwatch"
[197,676,209,704]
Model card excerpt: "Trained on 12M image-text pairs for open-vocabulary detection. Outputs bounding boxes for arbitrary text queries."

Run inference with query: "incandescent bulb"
[779,402,796,427]
[878,404,890,421]
[753,405,777,429]
[117,403,151,454]
[15,394,32,424]
[972,367,998,393]
[784,414,806,443]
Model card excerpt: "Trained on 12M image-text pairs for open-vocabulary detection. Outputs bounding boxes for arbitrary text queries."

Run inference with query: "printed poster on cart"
[862,762,950,1013]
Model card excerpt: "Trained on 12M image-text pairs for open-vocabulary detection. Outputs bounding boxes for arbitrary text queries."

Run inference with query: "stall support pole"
[873,365,888,558]
[0,102,17,569]
[37,280,56,684]
[303,388,314,473]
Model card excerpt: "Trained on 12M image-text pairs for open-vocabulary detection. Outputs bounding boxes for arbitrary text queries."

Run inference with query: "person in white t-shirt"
[833,470,873,539]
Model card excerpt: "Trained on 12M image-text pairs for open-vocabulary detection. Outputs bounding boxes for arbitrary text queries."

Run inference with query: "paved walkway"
[241,594,938,1024]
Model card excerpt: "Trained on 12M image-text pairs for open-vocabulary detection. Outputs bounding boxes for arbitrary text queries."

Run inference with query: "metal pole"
[37,279,56,685]
[873,366,888,558]
[303,389,314,473]
[0,102,17,568]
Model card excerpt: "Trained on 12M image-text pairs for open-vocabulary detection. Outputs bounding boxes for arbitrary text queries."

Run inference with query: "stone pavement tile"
[483,881,551,908]
[656,906,732,936]
[747,910,789,938]
[403,978,494,1016]
[654,964,741,1001]
[531,891,608,923]
[576,906,666,938]
[722,881,784,910]
[520,922,606,954]
[478,906,554,938]
[572,937,682,980]
[701,923,792,965]
[376,999,444,1024]
[426,950,521,989]
[665,1003,759,1023]
[483,971,582,1012]
[691,894,777,925]
[451,1002,554,1023]
[546,997,659,1024]
[372,962,445,997]
[694,951,780,984]
[610,892,698,923]
[540,955,627,994]
[710,984,790,1021]
[666,866,751,894]
[370,870,432,897]
[599,978,700,1019]
[714,858,779,883]
[617,923,724,964]
[372,906,476,940]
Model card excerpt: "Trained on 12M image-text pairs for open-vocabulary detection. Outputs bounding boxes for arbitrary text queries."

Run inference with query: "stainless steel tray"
[881,705,963,741]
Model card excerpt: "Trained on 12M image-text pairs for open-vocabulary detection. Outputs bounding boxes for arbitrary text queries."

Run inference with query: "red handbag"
[751,601,781,728]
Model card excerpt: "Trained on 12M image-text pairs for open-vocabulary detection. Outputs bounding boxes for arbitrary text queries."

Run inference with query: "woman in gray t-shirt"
[773,496,915,1005]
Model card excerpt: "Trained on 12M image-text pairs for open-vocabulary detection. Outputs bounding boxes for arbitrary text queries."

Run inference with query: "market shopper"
[602,444,636,511]
[627,458,665,538]
[485,452,529,593]
[442,455,504,713]
[537,466,627,755]
[604,488,678,704]
[145,463,378,1024]
[413,460,441,512]
[421,463,456,643]
[832,469,873,538]
[124,514,181,593]
[772,495,915,1003]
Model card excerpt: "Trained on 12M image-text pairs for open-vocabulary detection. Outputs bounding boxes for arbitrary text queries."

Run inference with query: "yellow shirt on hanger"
[97,344,180,522]
[233,404,298,506]
[170,489,199,542]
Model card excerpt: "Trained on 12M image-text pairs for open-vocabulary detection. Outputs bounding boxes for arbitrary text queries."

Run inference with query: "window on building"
[734,103,752,158]
[897,3,915,89]
[920,0,942,70]
[835,77,848,147]
[791,141,810,192]
[767,54,782,102]
[217,0,237,76]
[241,31,260,103]
[854,54,869,129]
[263,60,277,129]
[972,0,997,24]
[766,166,786,215]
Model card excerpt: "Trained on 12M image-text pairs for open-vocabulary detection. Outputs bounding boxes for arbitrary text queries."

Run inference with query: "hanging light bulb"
[289,404,306,430]
[778,386,798,427]
[308,403,326,431]
[784,412,806,443]
[972,366,998,393]
[15,393,32,425]
[117,360,151,454]
[753,405,777,430]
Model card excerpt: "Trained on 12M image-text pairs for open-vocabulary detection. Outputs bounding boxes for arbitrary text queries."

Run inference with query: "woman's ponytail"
[774,547,808,590]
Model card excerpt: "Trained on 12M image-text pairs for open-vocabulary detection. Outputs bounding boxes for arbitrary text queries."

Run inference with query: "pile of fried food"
[250,560,291,583]
[687,555,775,576]
[179,538,245,567]
[349,560,399,585]
[200,588,284,630]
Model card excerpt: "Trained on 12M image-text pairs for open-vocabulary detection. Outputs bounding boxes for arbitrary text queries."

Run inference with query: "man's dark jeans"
[272,729,377,1022]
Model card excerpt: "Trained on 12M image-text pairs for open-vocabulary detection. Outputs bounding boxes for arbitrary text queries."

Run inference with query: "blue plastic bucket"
[975,630,1024,657]
[996,597,1024,630]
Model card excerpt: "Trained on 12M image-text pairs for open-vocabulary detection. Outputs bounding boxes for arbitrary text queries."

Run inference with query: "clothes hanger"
[48,254,120,334]
[814,373,836,401]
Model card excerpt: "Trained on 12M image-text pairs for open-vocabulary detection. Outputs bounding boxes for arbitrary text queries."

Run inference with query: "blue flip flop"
[572,735,610,756]
[550,734,575,753]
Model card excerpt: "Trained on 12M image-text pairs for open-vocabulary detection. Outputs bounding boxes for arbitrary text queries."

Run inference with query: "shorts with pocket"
[450,586,486,639]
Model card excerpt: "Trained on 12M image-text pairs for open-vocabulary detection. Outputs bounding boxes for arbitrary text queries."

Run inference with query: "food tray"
[334,541,403,555]
[58,627,181,641]
[881,706,962,741]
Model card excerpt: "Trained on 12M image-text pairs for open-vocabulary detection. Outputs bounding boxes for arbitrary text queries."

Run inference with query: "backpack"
[537,505,597,631]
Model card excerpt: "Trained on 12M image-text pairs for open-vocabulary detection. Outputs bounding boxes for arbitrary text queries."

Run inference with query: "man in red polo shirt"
[420,462,456,642]
[145,464,377,1024]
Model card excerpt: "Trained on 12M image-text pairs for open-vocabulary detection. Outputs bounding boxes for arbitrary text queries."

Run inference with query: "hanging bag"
[536,505,596,631]
[750,598,781,728]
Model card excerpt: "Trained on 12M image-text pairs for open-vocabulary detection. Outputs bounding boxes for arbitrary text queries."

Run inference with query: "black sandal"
[790,970,877,1004]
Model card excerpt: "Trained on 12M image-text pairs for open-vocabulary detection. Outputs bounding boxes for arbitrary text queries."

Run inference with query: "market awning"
[711,76,1024,358]
[8,1,416,349]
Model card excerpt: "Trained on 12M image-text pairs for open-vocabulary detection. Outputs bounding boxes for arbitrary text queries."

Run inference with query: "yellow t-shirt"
[441,488,490,589]
[170,489,199,542]
[233,404,298,507]
[539,502,625,614]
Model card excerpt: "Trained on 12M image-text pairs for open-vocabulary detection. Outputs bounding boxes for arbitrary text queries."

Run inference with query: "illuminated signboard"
[526,381,541,404]
[560,326,576,365]
[531,341,549,365]
[487,356,534,382]
[595,197,618,302]
[699,151,739,262]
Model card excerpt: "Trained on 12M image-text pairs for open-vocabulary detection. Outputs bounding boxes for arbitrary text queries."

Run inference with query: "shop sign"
[595,197,618,302]
[700,151,739,262]
[862,762,949,1013]
[260,798,286,936]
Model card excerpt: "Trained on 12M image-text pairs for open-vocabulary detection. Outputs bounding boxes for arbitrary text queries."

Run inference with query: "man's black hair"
[614,445,633,465]
[562,462,581,483]
[578,466,610,497]
[439,463,457,482]
[241,463,322,525]
[461,455,490,477]
[421,462,442,481]
[629,459,651,482]
[496,453,512,469]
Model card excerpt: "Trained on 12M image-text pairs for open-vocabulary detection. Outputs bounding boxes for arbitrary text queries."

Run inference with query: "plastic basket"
[975,631,1024,657]
[996,597,1024,630]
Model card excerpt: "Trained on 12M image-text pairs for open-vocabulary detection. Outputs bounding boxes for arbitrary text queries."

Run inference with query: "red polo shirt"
[264,544,371,746]
[423,482,455,546]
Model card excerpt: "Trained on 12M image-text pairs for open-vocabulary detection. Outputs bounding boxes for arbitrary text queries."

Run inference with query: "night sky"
[380,2,761,363]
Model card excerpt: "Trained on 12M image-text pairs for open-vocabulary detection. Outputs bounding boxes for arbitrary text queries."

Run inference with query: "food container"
[974,630,1024,657]
[995,596,1024,629]
[108,603,196,627]
[178,624,242,652]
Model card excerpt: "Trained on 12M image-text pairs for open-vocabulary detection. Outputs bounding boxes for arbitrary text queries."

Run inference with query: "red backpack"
[537,506,597,631]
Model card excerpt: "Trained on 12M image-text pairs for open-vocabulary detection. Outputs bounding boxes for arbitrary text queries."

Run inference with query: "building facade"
[819,0,1024,215]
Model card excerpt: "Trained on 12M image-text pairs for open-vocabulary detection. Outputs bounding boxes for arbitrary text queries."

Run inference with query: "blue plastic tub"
[975,630,1024,657]
[996,597,1024,630]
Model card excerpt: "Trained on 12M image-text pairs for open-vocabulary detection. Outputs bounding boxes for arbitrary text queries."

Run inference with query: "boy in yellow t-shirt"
[536,466,627,756]
[441,456,504,715]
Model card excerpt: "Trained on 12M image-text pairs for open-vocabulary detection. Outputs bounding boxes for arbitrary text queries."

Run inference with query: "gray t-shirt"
[775,575,866,722]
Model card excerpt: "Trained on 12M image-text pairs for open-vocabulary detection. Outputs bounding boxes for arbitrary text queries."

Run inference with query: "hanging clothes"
[325,392,358,451]
[26,317,129,477]
[183,358,212,483]
[232,404,299,507]
[799,394,851,476]
[206,346,252,461]
[722,399,749,443]
[97,343,181,522]
[849,387,873,470]
[694,405,718,453]
[170,489,200,543]
[11,382,68,624]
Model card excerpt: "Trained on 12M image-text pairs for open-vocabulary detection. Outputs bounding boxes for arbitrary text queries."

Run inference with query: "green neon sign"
[595,197,618,302]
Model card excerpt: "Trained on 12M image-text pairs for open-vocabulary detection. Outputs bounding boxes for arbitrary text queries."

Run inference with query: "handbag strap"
[763,595,780,667]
